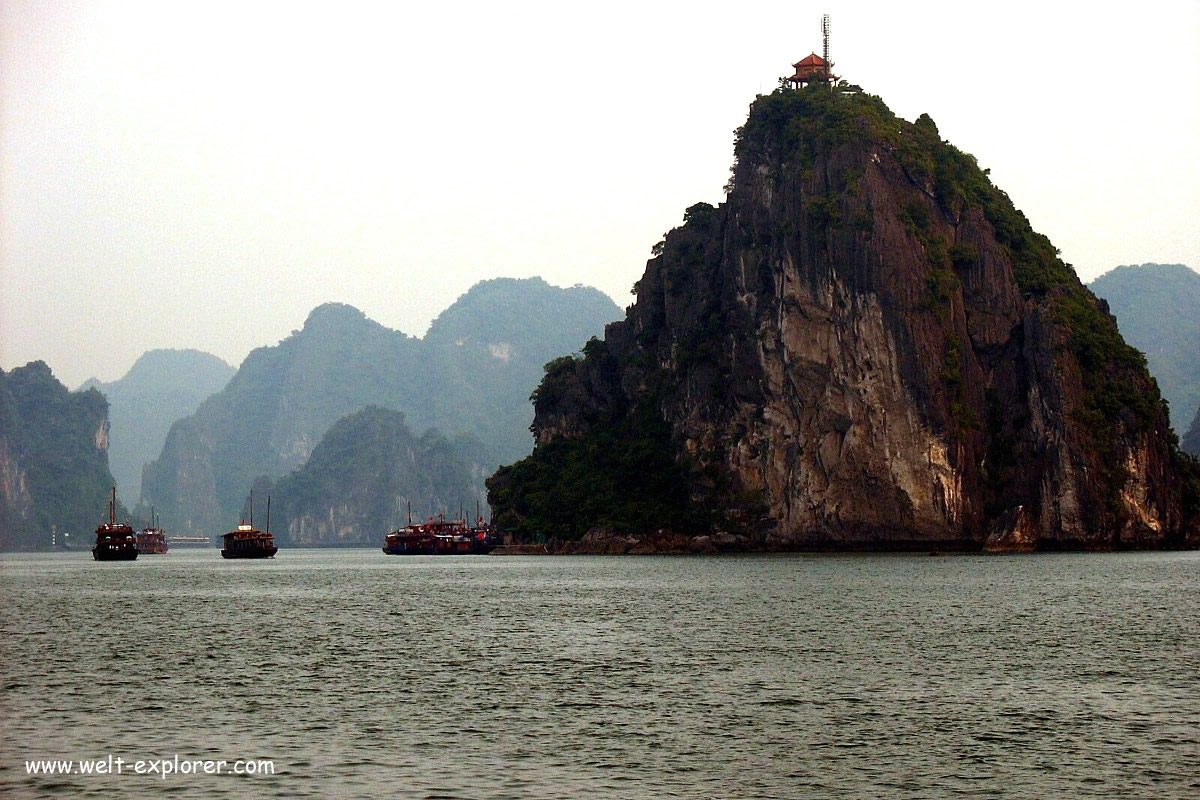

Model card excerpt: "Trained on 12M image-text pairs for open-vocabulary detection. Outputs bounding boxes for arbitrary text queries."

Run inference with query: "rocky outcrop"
[489,85,1198,551]
[552,527,749,555]
[983,506,1037,553]
[0,430,34,544]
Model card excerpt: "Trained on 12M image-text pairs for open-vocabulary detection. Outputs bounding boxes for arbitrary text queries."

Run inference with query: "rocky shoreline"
[490,527,749,555]
[560,528,752,555]
[495,527,976,555]
[490,522,1187,555]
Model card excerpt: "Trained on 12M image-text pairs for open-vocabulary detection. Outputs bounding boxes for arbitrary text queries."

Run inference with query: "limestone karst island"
[487,45,1200,555]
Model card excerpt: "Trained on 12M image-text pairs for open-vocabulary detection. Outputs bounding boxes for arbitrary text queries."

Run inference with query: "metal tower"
[822,14,831,68]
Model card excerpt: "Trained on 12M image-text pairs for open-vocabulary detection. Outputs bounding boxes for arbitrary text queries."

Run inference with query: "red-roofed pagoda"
[788,53,832,87]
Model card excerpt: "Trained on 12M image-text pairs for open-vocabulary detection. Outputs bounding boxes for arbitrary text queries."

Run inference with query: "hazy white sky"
[3,0,1198,388]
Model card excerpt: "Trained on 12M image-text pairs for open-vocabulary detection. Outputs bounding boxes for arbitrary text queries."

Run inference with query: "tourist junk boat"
[136,508,169,555]
[92,487,138,561]
[383,508,497,555]
[221,494,278,559]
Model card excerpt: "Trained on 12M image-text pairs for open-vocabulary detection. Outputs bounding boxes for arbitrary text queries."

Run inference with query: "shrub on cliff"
[488,406,704,540]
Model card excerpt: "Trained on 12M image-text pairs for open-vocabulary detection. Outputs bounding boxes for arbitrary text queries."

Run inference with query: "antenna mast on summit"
[822,14,830,68]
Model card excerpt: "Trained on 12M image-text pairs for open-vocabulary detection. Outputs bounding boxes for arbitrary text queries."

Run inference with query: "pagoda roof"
[793,53,827,68]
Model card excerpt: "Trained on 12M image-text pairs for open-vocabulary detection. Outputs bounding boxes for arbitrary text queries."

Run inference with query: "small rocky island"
[488,79,1200,553]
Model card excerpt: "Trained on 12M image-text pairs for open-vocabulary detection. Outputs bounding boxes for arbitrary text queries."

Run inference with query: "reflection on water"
[1,550,1197,798]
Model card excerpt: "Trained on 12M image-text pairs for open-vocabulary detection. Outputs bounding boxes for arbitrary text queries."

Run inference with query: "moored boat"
[383,524,438,555]
[92,487,138,561]
[221,493,278,559]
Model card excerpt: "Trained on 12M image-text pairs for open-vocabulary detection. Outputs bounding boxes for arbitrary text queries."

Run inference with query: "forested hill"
[267,406,490,545]
[424,277,623,461]
[1,362,122,550]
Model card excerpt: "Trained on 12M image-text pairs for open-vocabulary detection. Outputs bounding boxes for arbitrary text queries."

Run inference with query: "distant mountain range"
[1,362,121,550]
[1088,263,1200,435]
[142,277,621,537]
[80,349,234,505]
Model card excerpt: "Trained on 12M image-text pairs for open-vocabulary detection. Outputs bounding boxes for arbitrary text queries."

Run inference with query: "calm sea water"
[1,549,1197,799]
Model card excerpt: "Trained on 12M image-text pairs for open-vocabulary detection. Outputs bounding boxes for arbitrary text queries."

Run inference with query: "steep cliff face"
[489,86,1198,550]
[0,362,118,550]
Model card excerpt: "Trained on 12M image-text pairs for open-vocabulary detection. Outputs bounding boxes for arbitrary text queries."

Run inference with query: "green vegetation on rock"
[734,85,1076,299]
[488,401,703,540]
[0,362,122,549]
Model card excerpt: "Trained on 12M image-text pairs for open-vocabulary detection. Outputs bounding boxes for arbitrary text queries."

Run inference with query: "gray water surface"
[1,550,1197,798]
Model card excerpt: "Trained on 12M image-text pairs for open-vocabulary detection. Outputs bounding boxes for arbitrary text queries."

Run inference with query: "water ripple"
[1,550,1198,798]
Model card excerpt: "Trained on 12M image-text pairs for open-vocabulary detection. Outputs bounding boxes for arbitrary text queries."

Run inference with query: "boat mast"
[266,496,271,534]
[110,486,116,525]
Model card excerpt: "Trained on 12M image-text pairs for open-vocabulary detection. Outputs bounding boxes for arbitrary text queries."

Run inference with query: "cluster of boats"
[382,515,497,555]
[91,489,496,560]
[91,489,279,560]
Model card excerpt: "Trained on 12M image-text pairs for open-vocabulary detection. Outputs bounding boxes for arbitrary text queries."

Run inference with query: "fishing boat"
[221,493,278,559]
[92,487,138,561]
[136,508,169,554]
